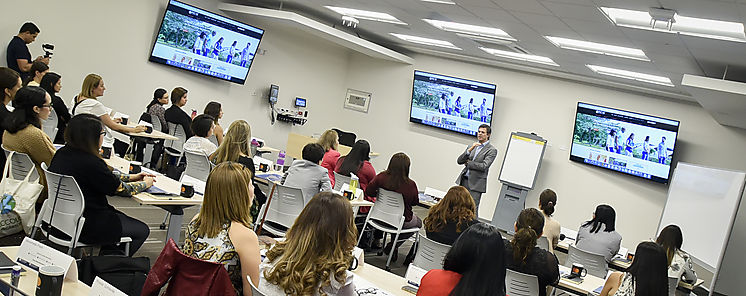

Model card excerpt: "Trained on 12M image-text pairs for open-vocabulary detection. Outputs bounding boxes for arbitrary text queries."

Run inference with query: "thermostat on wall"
[344,89,371,113]
[295,97,307,108]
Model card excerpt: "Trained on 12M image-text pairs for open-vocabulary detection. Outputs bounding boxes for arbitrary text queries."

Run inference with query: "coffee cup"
[181,183,194,198]
[36,265,64,296]
[570,263,587,278]
[342,190,355,200]
[120,117,128,125]
[145,126,153,133]
[129,161,142,174]
[258,163,269,172]
[100,147,112,159]
[348,257,358,271]
[626,252,635,261]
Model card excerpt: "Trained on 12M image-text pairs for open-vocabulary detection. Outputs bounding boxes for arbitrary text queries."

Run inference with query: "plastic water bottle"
[10,265,20,296]
[349,173,359,190]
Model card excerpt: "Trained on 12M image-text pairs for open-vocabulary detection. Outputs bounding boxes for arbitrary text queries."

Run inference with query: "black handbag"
[78,255,150,296]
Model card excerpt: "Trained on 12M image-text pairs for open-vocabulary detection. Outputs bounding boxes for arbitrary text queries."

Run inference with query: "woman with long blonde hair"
[182,162,261,295]
[424,186,479,245]
[259,192,358,295]
[317,129,340,185]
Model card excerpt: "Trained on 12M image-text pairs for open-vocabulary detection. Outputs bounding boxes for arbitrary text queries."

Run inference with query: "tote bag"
[0,152,44,234]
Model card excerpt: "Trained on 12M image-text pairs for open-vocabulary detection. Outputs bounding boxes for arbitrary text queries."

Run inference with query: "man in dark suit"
[456,124,498,208]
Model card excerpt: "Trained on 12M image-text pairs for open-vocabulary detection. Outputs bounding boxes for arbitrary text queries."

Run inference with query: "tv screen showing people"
[149,0,264,84]
[570,102,680,183]
[409,70,496,136]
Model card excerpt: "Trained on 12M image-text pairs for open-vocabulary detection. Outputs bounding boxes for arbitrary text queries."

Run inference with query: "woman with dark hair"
[334,140,375,212]
[23,61,48,87]
[203,101,223,145]
[365,152,421,262]
[576,204,622,262]
[538,189,561,253]
[39,72,70,143]
[656,225,697,284]
[183,114,217,156]
[48,114,153,256]
[599,241,668,296]
[503,208,559,296]
[146,88,169,132]
[3,86,55,207]
[424,185,479,245]
[0,67,22,171]
[417,223,506,296]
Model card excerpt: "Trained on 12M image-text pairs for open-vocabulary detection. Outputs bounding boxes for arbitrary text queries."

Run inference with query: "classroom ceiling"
[230,0,746,101]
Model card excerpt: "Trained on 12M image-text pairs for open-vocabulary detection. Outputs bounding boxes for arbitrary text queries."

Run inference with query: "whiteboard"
[498,133,546,189]
[657,163,745,272]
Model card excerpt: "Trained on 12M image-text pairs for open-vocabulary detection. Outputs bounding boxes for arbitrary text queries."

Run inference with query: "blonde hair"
[211,120,251,164]
[192,162,254,237]
[264,192,357,295]
[317,129,338,151]
[79,74,102,99]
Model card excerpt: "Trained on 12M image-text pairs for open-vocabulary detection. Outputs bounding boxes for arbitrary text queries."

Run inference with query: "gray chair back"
[165,122,187,153]
[258,184,305,237]
[505,269,541,296]
[333,171,351,191]
[32,163,85,255]
[537,236,550,252]
[412,236,451,271]
[566,244,609,278]
[2,146,40,182]
[183,149,212,181]
[668,276,678,296]
[41,108,59,141]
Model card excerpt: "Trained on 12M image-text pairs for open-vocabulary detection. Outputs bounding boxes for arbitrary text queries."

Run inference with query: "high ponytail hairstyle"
[539,189,557,216]
[511,208,545,264]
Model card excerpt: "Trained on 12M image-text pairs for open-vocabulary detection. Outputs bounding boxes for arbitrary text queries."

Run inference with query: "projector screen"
[149,0,264,84]
[570,102,680,183]
[410,70,497,136]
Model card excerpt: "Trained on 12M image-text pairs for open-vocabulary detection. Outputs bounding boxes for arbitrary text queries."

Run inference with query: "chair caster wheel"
[159,224,166,230]
[385,266,391,272]
[377,251,383,256]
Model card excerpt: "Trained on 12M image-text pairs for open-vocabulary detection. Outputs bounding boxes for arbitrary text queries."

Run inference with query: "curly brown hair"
[424,186,476,233]
[263,192,357,295]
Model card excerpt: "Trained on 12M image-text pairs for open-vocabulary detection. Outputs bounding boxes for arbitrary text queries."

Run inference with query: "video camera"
[42,43,54,58]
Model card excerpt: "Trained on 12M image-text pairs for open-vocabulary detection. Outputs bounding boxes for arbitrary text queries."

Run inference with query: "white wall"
[6,0,746,265]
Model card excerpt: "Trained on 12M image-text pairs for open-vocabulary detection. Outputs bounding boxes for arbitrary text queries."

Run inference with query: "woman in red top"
[417,223,507,296]
[317,129,340,186]
[334,139,376,211]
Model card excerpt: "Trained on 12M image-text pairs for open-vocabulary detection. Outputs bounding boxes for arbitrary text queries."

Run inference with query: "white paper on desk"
[112,111,128,120]
[404,264,427,287]
[353,275,394,296]
[137,120,153,128]
[90,276,127,296]
[180,174,206,195]
[617,246,628,257]
[16,237,77,281]
[424,187,446,199]
[561,227,578,241]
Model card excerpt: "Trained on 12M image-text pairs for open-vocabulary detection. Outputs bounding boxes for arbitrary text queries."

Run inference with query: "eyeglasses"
[40,104,51,109]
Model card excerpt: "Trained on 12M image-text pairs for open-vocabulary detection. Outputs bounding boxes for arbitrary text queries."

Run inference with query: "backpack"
[78,255,150,296]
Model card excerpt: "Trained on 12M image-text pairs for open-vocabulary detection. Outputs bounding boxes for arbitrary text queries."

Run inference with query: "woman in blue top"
[211,37,224,60]
[454,97,462,117]
[226,41,237,64]
[625,133,635,156]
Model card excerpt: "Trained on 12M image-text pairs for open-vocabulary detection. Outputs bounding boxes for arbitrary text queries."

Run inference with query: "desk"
[286,133,380,160]
[123,125,178,141]
[351,264,410,296]
[0,246,90,295]
[106,155,202,243]
[557,265,606,295]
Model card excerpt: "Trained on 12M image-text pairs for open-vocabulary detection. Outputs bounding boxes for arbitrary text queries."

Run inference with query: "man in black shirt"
[6,22,49,81]
[164,87,194,139]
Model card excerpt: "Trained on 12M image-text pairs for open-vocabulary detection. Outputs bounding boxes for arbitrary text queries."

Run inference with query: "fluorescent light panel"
[587,65,674,87]
[423,19,517,43]
[420,0,456,4]
[390,33,461,50]
[545,36,649,61]
[325,6,407,25]
[479,47,559,67]
[600,7,746,42]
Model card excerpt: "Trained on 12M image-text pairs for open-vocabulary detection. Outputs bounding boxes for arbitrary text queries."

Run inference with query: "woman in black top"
[504,208,559,296]
[48,114,153,256]
[39,72,70,144]
[423,185,479,245]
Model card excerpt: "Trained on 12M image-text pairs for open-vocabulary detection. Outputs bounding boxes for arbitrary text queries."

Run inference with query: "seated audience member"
[0,68,22,170]
[317,129,340,185]
[599,241,668,296]
[39,72,70,143]
[23,61,48,86]
[183,114,217,156]
[164,87,193,139]
[259,192,357,295]
[210,120,266,222]
[282,143,331,204]
[49,114,152,256]
[575,204,622,262]
[145,88,169,131]
[539,189,561,253]
[334,140,375,211]
[656,224,697,283]
[503,208,559,296]
[417,223,506,296]
[203,101,223,145]
[182,162,261,295]
[72,74,147,149]
[424,186,479,245]
[365,152,421,261]
[3,86,55,207]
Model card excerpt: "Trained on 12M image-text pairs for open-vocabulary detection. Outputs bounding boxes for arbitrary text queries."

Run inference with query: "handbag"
[0,152,44,234]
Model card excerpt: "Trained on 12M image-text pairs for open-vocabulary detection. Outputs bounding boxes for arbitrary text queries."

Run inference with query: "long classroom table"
[0,246,90,295]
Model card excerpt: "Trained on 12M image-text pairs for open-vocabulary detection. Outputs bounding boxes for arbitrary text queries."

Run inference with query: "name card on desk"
[16,237,77,281]
[423,187,446,199]
[90,277,127,296]
[404,264,427,288]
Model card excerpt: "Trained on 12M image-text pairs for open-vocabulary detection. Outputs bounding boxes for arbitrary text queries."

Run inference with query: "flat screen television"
[570,102,680,183]
[410,70,497,136]
[149,0,264,84]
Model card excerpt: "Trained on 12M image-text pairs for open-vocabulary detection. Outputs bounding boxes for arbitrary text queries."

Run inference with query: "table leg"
[157,205,187,243]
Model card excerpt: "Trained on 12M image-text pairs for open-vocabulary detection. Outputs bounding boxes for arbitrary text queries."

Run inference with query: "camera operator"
[6,22,49,81]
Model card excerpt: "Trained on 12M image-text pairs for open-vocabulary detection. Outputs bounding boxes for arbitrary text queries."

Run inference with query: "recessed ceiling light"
[600,7,746,42]
[390,33,462,50]
[545,36,649,61]
[587,65,674,87]
[420,0,456,4]
[325,6,407,25]
[423,19,516,43]
[479,47,559,67]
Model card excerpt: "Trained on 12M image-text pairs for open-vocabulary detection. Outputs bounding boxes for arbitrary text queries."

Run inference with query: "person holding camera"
[6,22,49,81]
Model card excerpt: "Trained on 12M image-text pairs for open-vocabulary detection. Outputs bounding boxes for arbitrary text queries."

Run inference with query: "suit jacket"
[455,142,497,193]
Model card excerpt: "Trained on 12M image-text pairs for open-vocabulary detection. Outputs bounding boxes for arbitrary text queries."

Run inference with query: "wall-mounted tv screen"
[149,0,264,84]
[410,70,497,136]
[570,102,680,183]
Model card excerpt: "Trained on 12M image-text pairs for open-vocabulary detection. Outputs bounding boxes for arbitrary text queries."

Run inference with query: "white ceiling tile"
[541,1,606,22]
[648,54,704,75]
[461,5,522,24]
[541,0,596,5]
[454,0,499,7]
[492,0,554,15]
[592,0,663,11]
[563,18,621,35]
[658,0,742,23]
[510,11,572,29]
